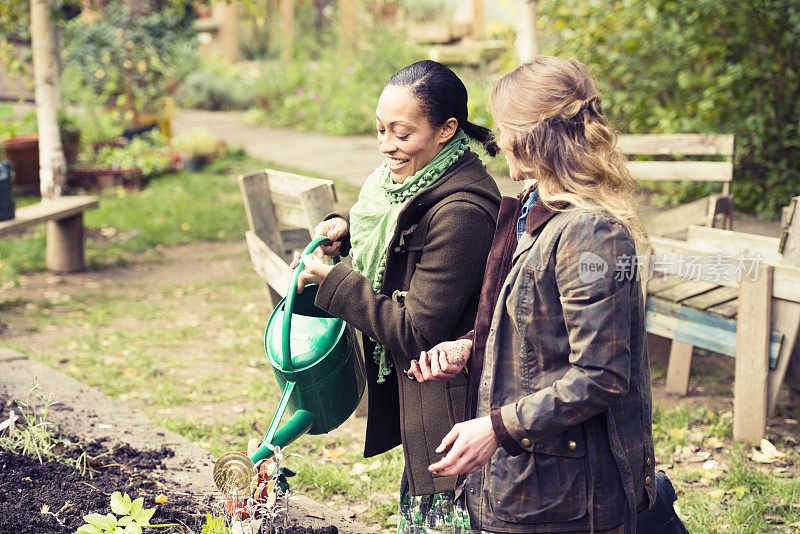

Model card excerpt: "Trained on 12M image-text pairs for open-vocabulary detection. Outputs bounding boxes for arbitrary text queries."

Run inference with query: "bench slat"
[0,196,99,237]
[645,296,782,369]
[706,300,739,318]
[682,286,739,311]
[686,226,781,264]
[619,134,734,156]
[628,160,733,182]
[650,236,800,304]
[644,196,711,236]
[655,280,719,303]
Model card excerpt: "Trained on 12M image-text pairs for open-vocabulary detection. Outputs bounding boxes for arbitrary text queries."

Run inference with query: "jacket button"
[646,457,652,466]
[645,476,652,485]
[469,487,475,494]
[520,438,531,447]
[568,441,577,450]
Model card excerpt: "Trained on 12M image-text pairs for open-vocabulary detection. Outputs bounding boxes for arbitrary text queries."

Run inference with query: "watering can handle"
[281,236,339,373]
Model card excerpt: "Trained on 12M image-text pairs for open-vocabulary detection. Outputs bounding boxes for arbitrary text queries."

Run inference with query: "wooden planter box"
[2,131,82,195]
[3,132,39,194]
[67,167,144,193]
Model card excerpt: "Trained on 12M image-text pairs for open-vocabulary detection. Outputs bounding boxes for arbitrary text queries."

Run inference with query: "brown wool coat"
[314,151,500,495]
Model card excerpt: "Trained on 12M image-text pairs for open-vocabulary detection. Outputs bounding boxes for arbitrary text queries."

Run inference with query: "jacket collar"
[525,201,562,234]
[512,198,569,261]
[523,187,568,234]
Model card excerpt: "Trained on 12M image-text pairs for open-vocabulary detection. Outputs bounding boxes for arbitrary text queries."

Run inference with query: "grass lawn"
[2,152,800,533]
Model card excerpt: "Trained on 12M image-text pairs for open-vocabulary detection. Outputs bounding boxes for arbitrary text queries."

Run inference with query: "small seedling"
[0,381,96,477]
[200,512,232,534]
[75,491,184,534]
[0,382,60,463]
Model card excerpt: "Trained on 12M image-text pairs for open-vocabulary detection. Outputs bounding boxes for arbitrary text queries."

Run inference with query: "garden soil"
[0,346,371,533]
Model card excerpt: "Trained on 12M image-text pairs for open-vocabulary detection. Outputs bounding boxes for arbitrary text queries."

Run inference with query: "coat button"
[646,457,652,466]
[568,441,577,450]
[469,487,475,494]
[645,476,652,485]
[521,438,531,447]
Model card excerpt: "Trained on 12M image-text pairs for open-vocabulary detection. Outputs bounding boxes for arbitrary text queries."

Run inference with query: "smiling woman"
[288,60,501,533]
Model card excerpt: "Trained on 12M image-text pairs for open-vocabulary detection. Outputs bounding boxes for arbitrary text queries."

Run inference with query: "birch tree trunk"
[515,0,539,64]
[30,0,67,200]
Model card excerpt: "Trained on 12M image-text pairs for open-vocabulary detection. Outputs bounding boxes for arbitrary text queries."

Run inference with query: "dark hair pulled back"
[387,60,498,157]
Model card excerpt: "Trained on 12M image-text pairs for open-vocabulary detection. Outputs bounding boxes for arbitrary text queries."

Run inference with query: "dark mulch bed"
[0,393,206,533]
[0,393,339,533]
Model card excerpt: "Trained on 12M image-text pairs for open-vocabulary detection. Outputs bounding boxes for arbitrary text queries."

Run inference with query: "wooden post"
[239,171,287,310]
[768,196,800,415]
[212,1,240,63]
[339,0,356,50]
[515,0,539,63]
[734,264,773,442]
[46,215,84,272]
[472,0,485,40]
[665,341,693,396]
[280,0,295,62]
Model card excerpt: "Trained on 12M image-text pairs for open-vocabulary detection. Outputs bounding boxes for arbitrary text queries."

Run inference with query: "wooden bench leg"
[46,214,84,272]
[665,341,693,395]
[786,344,800,409]
[264,285,284,312]
[734,264,773,442]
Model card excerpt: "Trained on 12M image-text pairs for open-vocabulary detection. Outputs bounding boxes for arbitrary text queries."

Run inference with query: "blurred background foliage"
[538,0,800,218]
[0,0,798,217]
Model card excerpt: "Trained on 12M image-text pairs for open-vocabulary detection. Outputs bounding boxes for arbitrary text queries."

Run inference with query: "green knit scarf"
[350,129,470,382]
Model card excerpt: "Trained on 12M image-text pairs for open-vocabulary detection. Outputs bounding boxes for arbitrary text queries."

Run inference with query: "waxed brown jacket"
[314,151,500,495]
[464,198,655,533]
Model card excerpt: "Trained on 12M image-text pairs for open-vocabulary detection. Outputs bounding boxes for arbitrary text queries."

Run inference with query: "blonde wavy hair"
[490,56,647,244]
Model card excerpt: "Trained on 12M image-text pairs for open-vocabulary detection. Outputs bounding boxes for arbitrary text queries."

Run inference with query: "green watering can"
[213,237,366,497]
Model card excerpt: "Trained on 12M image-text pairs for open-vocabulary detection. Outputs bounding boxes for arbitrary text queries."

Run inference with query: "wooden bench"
[641,196,800,441]
[0,195,99,272]
[619,133,735,236]
[238,168,337,309]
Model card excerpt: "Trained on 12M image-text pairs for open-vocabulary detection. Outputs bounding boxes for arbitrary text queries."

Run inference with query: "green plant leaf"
[123,523,142,534]
[117,516,134,526]
[83,513,109,528]
[132,506,155,525]
[110,491,132,515]
[75,525,103,534]
[101,513,118,530]
[129,497,144,517]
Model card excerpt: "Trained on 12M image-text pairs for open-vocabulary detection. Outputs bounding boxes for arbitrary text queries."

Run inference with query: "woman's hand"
[407,338,472,382]
[428,416,499,477]
[313,217,348,258]
[292,252,335,293]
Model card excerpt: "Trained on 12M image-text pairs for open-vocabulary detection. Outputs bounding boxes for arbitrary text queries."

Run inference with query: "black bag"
[636,471,690,533]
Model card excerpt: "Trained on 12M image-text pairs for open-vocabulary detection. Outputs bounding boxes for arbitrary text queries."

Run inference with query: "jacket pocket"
[444,372,468,426]
[486,428,587,523]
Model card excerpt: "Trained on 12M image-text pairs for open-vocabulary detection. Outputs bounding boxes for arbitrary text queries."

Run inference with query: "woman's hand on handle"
[291,252,335,293]
[407,338,472,382]
[314,217,348,258]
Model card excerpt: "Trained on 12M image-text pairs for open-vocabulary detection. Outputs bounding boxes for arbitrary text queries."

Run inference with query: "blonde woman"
[413,56,655,534]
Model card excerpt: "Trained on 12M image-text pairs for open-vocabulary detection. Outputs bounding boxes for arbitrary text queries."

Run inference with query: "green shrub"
[247,26,415,136]
[61,2,199,118]
[175,61,257,111]
[84,131,172,178]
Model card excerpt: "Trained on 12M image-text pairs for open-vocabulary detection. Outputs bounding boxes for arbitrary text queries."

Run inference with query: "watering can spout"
[250,409,314,463]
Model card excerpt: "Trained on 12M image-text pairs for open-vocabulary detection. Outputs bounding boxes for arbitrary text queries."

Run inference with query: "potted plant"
[0,104,39,194]
[170,130,222,171]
